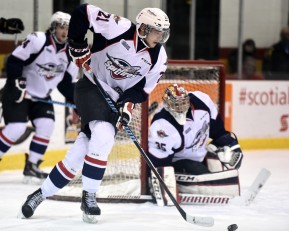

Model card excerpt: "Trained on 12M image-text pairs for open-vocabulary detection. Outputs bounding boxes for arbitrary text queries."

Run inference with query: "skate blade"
[23,176,44,185]
[17,208,26,219]
[82,213,99,224]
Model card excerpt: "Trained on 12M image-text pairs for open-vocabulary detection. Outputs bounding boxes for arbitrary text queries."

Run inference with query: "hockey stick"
[230,168,271,205]
[29,97,76,109]
[83,66,214,227]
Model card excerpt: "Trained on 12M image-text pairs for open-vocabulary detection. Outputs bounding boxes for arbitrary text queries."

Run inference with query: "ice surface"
[0,149,288,231]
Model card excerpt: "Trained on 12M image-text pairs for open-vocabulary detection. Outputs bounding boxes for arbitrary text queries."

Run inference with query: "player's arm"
[57,72,75,103]
[115,79,148,130]
[115,46,167,129]
[143,47,167,95]
[190,91,243,169]
[6,32,46,103]
[67,4,91,69]
[6,32,45,80]
[68,4,124,68]
[208,110,243,169]
[57,54,79,103]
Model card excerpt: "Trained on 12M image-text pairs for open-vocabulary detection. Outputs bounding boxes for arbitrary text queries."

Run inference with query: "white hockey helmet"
[49,11,70,44]
[136,8,170,44]
[50,11,71,32]
[163,84,190,125]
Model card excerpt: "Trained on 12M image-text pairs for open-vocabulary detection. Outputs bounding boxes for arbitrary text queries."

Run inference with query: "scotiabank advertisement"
[225,80,289,149]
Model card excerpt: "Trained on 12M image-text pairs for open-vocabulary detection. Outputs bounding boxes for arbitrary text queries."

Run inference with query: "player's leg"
[72,77,117,223]
[20,132,89,219]
[22,117,54,182]
[22,102,55,182]
[80,120,116,223]
[0,122,27,159]
[0,89,29,159]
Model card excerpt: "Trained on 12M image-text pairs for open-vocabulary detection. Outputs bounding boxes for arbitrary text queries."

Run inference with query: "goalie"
[147,84,243,205]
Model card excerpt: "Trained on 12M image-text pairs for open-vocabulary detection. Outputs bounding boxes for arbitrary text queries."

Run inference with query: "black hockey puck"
[227,224,238,231]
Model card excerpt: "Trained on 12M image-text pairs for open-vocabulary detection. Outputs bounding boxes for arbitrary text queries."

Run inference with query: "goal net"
[51,60,225,203]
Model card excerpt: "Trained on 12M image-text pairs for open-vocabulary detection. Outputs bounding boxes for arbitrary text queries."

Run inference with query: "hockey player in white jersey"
[147,84,243,205]
[20,4,170,223]
[0,12,78,180]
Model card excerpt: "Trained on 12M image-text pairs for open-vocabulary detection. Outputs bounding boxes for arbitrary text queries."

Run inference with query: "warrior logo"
[36,63,64,80]
[105,53,141,79]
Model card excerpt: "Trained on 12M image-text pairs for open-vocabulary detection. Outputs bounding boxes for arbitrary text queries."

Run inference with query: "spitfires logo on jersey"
[157,130,168,138]
[105,53,141,79]
[36,63,64,80]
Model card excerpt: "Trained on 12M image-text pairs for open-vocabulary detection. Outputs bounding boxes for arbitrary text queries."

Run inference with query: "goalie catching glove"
[68,38,91,70]
[12,77,26,103]
[207,133,243,169]
[116,100,134,130]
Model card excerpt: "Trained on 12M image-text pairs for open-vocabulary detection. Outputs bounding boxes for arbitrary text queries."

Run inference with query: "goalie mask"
[163,84,191,125]
[49,11,71,44]
[136,8,170,46]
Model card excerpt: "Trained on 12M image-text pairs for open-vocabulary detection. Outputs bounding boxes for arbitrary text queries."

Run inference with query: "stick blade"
[230,168,271,206]
[185,214,214,227]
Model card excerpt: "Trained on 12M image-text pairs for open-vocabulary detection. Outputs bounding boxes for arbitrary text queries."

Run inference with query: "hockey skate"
[23,153,48,184]
[81,190,101,223]
[18,188,45,219]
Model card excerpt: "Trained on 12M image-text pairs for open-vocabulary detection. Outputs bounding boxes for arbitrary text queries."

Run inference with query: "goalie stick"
[82,66,214,227]
[230,168,271,206]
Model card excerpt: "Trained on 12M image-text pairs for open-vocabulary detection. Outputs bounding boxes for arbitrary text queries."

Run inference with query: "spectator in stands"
[0,17,24,34]
[228,38,257,74]
[227,56,263,80]
[262,26,289,80]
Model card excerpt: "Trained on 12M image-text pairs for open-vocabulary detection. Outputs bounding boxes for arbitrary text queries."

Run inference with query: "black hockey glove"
[68,39,91,69]
[207,133,243,169]
[116,99,134,130]
[12,77,26,103]
[0,17,24,34]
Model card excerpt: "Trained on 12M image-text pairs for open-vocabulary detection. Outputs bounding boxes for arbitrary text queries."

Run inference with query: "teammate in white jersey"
[0,12,78,180]
[0,17,24,34]
[20,4,170,223]
[147,84,243,203]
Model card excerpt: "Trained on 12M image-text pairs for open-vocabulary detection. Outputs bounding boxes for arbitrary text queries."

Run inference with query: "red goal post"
[52,60,226,203]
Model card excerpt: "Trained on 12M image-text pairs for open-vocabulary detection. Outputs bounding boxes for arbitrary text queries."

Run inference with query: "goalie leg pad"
[176,169,240,197]
[149,167,179,206]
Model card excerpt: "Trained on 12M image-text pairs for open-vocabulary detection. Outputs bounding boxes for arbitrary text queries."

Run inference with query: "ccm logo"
[175,175,195,182]
[280,114,289,132]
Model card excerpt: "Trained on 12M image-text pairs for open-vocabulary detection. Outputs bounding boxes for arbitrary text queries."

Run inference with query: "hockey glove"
[68,39,91,69]
[116,100,134,130]
[0,17,24,34]
[12,77,26,103]
[207,141,243,169]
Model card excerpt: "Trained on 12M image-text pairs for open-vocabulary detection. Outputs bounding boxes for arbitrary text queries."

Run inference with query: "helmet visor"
[146,26,170,44]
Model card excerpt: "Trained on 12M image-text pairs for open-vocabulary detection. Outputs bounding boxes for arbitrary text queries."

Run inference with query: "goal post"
[51,60,226,203]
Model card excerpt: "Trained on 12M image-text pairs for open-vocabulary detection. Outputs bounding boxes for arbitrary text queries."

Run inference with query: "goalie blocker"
[149,159,240,206]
